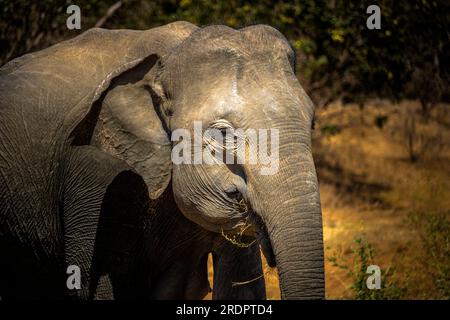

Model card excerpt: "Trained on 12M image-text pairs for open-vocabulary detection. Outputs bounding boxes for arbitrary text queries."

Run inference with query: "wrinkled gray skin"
[0,21,324,299]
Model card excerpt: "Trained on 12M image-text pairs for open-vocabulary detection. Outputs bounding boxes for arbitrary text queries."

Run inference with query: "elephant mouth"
[187,190,276,267]
[220,203,276,268]
[232,193,275,267]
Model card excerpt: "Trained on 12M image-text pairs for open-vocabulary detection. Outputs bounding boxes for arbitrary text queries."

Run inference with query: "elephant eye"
[205,120,241,153]
[210,119,234,132]
[209,120,235,139]
[219,128,228,137]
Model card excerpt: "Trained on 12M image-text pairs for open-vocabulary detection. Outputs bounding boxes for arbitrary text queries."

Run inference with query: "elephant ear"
[91,81,171,199]
[7,22,197,198]
[0,22,197,199]
[1,21,197,137]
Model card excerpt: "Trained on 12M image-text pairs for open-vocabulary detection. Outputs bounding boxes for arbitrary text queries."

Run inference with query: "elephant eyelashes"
[205,120,243,156]
[209,119,234,131]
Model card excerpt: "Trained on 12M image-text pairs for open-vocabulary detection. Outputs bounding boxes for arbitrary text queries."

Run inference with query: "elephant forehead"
[199,78,244,116]
[172,77,244,127]
[174,85,303,132]
[169,61,306,129]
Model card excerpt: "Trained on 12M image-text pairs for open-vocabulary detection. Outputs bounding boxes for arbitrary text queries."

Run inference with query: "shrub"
[328,236,406,299]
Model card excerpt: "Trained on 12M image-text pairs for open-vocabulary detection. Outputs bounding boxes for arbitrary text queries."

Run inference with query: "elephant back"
[0,22,196,141]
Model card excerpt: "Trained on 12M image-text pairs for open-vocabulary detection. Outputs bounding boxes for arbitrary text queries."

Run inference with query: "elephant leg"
[62,145,148,299]
[212,238,266,300]
[92,274,114,300]
[150,256,210,300]
[184,253,212,299]
[90,168,150,300]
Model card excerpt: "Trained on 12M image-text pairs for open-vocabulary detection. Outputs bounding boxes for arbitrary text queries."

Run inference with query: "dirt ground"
[206,100,450,300]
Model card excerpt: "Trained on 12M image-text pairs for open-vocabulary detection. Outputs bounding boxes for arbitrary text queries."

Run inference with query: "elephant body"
[0,22,324,299]
[0,22,199,299]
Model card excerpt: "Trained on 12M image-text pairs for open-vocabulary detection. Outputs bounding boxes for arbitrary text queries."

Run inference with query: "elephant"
[0,21,324,300]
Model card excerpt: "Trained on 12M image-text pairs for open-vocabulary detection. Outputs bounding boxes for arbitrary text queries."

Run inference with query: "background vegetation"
[1,0,449,299]
[1,0,448,108]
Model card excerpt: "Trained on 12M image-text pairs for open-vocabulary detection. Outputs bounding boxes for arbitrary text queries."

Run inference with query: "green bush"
[1,1,448,105]
[328,236,406,299]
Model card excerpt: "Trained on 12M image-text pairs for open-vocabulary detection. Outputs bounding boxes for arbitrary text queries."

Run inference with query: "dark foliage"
[1,0,448,106]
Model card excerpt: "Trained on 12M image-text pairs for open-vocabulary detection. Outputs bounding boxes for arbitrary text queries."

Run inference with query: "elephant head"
[0,22,324,299]
[139,25,325,299]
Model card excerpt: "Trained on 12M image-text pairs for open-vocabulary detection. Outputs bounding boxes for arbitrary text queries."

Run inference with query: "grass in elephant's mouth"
[221,200,276,268]
[221,223,256,248]
[235,198,248,213]
[219,203,279,290]
[220,197,256,247]
[222,230,256,248]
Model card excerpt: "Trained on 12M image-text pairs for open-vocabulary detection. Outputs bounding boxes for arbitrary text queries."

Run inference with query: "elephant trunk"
[248,135,325,299]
